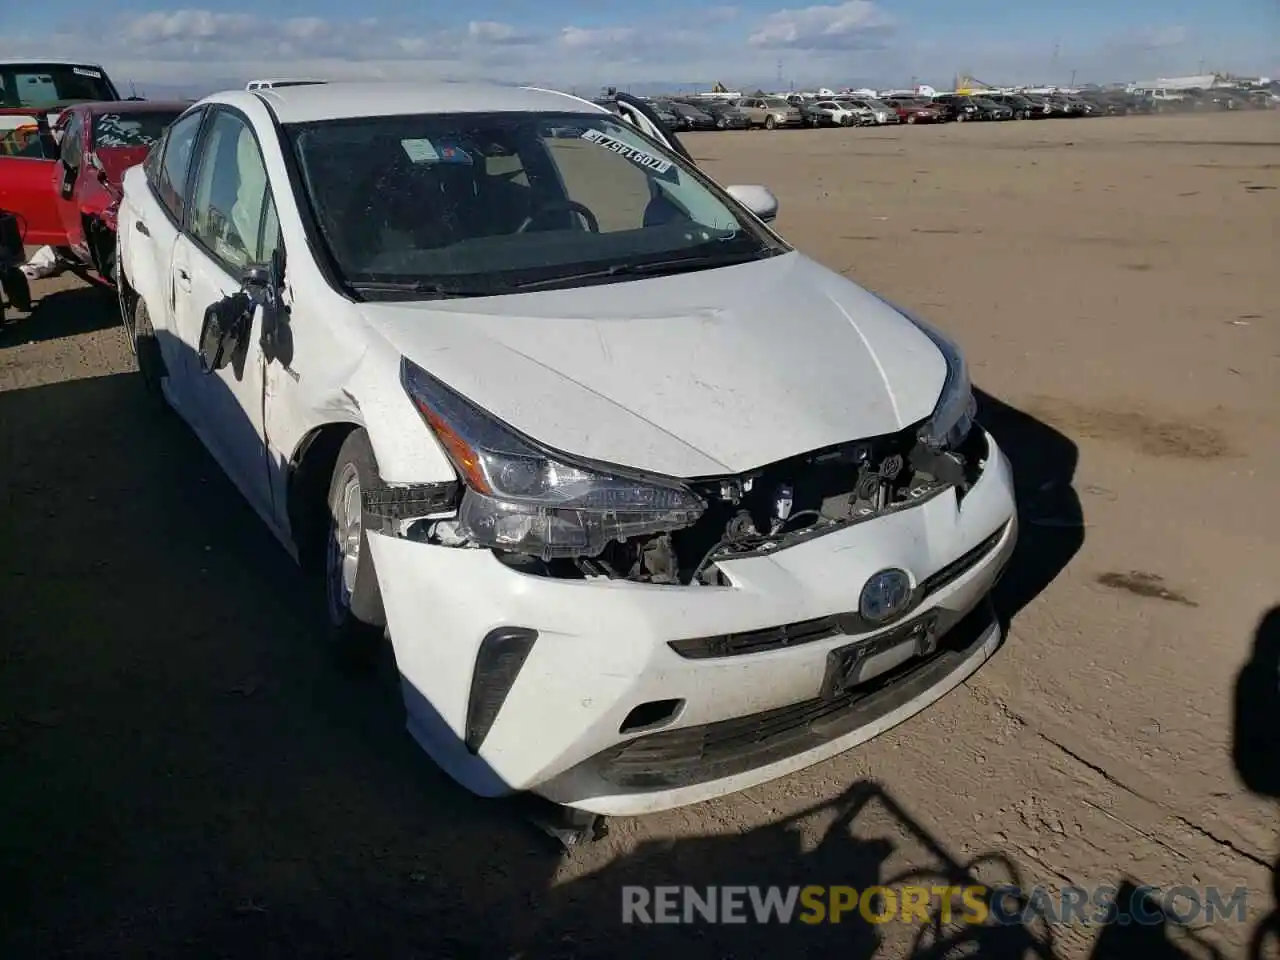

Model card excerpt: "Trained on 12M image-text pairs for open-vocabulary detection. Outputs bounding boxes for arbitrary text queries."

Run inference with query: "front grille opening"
[588,601,996,791]
[619,698,685,735]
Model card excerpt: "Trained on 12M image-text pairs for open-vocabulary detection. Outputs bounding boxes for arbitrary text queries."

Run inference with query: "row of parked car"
[618,84,1276,131]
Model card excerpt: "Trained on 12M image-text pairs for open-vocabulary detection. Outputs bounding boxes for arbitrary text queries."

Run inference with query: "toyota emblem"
[859,568,913,623]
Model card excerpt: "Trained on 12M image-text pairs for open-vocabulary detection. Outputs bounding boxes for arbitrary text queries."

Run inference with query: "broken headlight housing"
[898,308,977,452]
[400,357,706,560]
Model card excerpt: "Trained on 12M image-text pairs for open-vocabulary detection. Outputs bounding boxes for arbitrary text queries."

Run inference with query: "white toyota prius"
[116,81,1017,823]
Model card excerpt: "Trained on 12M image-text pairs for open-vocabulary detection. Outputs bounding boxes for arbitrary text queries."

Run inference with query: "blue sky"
[4,1,1276,94]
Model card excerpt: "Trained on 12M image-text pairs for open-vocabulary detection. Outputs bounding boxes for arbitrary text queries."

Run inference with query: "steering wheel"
[517,199,600,234]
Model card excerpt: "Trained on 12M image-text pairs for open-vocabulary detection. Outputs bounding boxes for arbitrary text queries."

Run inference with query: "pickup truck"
[0,59,121,247]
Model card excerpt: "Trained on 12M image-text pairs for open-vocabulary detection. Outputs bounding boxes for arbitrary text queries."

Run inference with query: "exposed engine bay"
[407,421,989,587]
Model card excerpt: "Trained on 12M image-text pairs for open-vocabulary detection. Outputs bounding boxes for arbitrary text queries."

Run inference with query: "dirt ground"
[2,111,1277,959]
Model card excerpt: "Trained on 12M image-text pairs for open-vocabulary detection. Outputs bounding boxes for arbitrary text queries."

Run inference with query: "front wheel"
[325,429,388,663]
[765,115,777,130]
[906,114,917,124]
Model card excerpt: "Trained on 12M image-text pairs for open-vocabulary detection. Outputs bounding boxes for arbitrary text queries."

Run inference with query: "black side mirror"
[198,291,254,375]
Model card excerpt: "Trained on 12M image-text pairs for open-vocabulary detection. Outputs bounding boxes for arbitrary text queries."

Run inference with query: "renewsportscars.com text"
[622,884,1249,927]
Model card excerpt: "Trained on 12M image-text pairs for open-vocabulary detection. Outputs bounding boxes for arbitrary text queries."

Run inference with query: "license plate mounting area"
[819,613,940,700]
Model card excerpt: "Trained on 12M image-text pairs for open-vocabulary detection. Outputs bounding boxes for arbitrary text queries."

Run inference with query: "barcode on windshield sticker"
[581,128,678,182]
[73,67,103,78]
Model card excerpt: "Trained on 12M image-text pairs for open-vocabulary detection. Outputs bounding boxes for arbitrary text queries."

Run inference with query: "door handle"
[135,220,150,237]
[174,267,191,292]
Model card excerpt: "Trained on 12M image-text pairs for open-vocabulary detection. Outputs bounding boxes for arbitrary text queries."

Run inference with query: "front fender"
[274,322,457,490]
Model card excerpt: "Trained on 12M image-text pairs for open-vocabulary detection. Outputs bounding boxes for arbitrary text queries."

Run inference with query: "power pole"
[776,58,783,87]
[1069,68,1077,88]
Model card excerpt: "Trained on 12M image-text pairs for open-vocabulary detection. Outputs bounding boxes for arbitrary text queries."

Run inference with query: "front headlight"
[401,358,705,560]
[881,307,976,451]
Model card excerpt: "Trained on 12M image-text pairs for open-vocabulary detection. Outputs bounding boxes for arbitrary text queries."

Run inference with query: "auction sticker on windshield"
[581,128,678,182]
[401,138,473,165]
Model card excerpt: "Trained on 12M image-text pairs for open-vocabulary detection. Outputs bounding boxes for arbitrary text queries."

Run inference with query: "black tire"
[90,223,116,283]
[765,115,777,130]
[324,429,387,662]
[130,295,168,405]
[1,266,31,312]
[906,114,917,124]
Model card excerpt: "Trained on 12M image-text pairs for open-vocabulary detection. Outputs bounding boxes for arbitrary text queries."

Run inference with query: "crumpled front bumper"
[368,427,1019,815]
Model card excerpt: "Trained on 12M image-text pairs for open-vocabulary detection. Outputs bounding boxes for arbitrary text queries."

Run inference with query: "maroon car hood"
[94,147,150,187]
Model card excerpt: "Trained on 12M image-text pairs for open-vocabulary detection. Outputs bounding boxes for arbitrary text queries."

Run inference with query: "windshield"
[93,110,181,149]
[763,98,791,109]
[0,63,118,109]
[288,111,787,297]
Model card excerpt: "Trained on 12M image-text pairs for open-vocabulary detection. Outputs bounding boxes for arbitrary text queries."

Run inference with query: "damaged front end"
[381,340,983,587]
[569,421,986,587]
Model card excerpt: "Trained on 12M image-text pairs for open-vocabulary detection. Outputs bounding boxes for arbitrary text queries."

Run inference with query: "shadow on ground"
[0,281,118,347]
[975,388,1084,625]
[1,356,1081,955]
[1233,607,1280,960]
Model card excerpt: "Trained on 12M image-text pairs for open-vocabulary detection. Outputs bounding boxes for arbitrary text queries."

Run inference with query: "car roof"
[226,81,608,124]
[0,58,108,68]
[73,100,192,116]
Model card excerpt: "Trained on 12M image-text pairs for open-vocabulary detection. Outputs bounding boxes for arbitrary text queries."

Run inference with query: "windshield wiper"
[512,249,771,291]
[349,279,505,300]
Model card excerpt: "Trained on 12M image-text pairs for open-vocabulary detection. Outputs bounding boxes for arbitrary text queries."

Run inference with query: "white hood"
[358,251,947,478]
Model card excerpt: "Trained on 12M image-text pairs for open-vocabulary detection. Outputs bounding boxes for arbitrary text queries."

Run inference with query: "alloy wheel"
[326,463,362,624]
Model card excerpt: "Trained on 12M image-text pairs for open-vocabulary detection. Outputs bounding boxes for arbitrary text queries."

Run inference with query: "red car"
[885,97,946,124]
[0,59,123,245]
[0,108,64,245]
[49,101,189,280]
[0,100,187,281]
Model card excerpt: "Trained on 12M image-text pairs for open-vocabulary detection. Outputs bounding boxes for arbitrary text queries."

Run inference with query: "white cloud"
[749,1,893,50]
[468,20,537,45]
[283,18,334,42]
[123,10,259,44]
[559,26,639,50]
